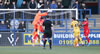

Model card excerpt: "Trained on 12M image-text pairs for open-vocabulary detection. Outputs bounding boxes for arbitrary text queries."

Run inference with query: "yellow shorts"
[73,31,80,37]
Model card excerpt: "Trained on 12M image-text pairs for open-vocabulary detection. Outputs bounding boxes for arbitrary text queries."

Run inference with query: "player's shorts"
[33,24,37,29]
[73,31,80,37]
[84,29,89,36]
[39,26,43,32]
[44,30,52,38]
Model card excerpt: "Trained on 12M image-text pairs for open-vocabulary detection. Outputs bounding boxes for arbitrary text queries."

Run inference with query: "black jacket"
[29,2,37,9]
[21,4,28,9]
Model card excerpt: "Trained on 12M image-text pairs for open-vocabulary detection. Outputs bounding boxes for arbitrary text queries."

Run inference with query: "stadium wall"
[0,32,100,46]
[0,32,23,46]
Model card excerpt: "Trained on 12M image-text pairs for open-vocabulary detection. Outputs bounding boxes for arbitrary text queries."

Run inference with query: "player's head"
[84,17,88,21]
[72,17,76,21]
[46,15,49,20]
[40,17,44,20]
[75,0,78,4]
[41,17,44,19]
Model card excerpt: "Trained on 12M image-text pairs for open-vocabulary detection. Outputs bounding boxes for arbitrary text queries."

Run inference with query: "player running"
[71,17,84,47]
[43,16,54,50]
[82,17,90,46]
[32,10,48,46]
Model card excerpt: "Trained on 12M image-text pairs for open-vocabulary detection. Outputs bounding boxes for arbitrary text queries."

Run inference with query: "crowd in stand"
[0,0,64,32]
[0,0,87,32]
[72,0,87,19]
[0,0,63,9]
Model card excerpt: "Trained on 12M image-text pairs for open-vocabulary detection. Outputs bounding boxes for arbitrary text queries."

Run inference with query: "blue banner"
[23,32,100,46]
[53,32,100,46]
[98,0,100,14]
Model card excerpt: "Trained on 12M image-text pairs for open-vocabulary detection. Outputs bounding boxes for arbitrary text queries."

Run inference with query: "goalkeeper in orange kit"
[32,10,48,46]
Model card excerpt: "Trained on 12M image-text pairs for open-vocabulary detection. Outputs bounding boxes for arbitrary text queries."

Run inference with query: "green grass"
[0,46,100,54]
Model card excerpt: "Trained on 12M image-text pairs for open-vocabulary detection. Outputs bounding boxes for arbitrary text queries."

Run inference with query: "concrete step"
[87,15,100,18]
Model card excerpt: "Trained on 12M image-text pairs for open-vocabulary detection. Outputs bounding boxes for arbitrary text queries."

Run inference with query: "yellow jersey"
[71,20,80,32]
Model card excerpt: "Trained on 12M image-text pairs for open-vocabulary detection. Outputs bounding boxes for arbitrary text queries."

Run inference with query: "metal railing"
[0,9,98,32]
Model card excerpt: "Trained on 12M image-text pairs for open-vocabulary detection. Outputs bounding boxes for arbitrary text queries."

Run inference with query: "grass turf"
[0,46,100,54]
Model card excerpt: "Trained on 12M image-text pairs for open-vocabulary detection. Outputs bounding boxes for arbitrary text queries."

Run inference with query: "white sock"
[77,44,79,46]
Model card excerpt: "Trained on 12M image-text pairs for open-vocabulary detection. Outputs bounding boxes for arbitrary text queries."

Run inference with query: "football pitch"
[0,46,100,54]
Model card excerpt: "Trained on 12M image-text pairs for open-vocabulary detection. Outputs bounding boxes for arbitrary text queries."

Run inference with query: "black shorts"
[44,30,52,38]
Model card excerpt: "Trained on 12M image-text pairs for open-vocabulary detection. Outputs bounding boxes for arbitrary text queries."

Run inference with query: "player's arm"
[39,9,53,16]
[78,21,82,28]
[82,21,87,26]
[42,26,45,31]
[78,21,84,29]
[79,24,83,29]
[71,25,73,28]
[39,12,48,16]
[51,24,54,32]
[51,22,54,35]
[42,21,45,30]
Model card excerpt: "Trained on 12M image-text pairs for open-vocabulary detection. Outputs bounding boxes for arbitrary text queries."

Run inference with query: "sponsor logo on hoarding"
[0,32,22,46]
[23,33,48,45]
[54,34,100,38]
[24,34,32,45]
[53,33,100,46]
[7,33,19,46]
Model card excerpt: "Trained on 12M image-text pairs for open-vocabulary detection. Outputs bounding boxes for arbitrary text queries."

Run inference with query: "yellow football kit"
[71,21,80,37]
[71,20,84,46]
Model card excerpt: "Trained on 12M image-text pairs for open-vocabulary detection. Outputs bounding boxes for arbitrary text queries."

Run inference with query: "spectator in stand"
[0,1,4,9]
[24,0,31,3]
[62,0,71,8]
[10,1,17,9]
[57,1,63,9]
[0,21,7,32]
[44,1,50,9]
[80,1,86,19]
[21,1,28,9]
[72,1,80,19]
[10,0,17,3]
[4,0,10,3]
[0,0,2,3]
[37,0,44,9]
[50,0,57,9]
[72,1,80,9]
[56,1,63,25]
[17,0,23,8]
[4,2,10,9]
[5,20,10,29]
[10,19,20,30]
[28,0,37,9]
[18,21,26,32]
[50,0,57,25]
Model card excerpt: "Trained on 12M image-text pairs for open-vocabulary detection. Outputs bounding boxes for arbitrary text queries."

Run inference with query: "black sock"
[49,40,52,49]
[43,40,47,48]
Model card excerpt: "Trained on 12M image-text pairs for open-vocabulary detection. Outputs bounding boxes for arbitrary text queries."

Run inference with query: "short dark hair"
[46,15,49,18]
[72,17,76,20]
[41,17,44,19]
[85,17,88,20]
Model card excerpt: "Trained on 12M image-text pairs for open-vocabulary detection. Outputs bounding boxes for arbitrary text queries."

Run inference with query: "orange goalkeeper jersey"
[32,11,48,29]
